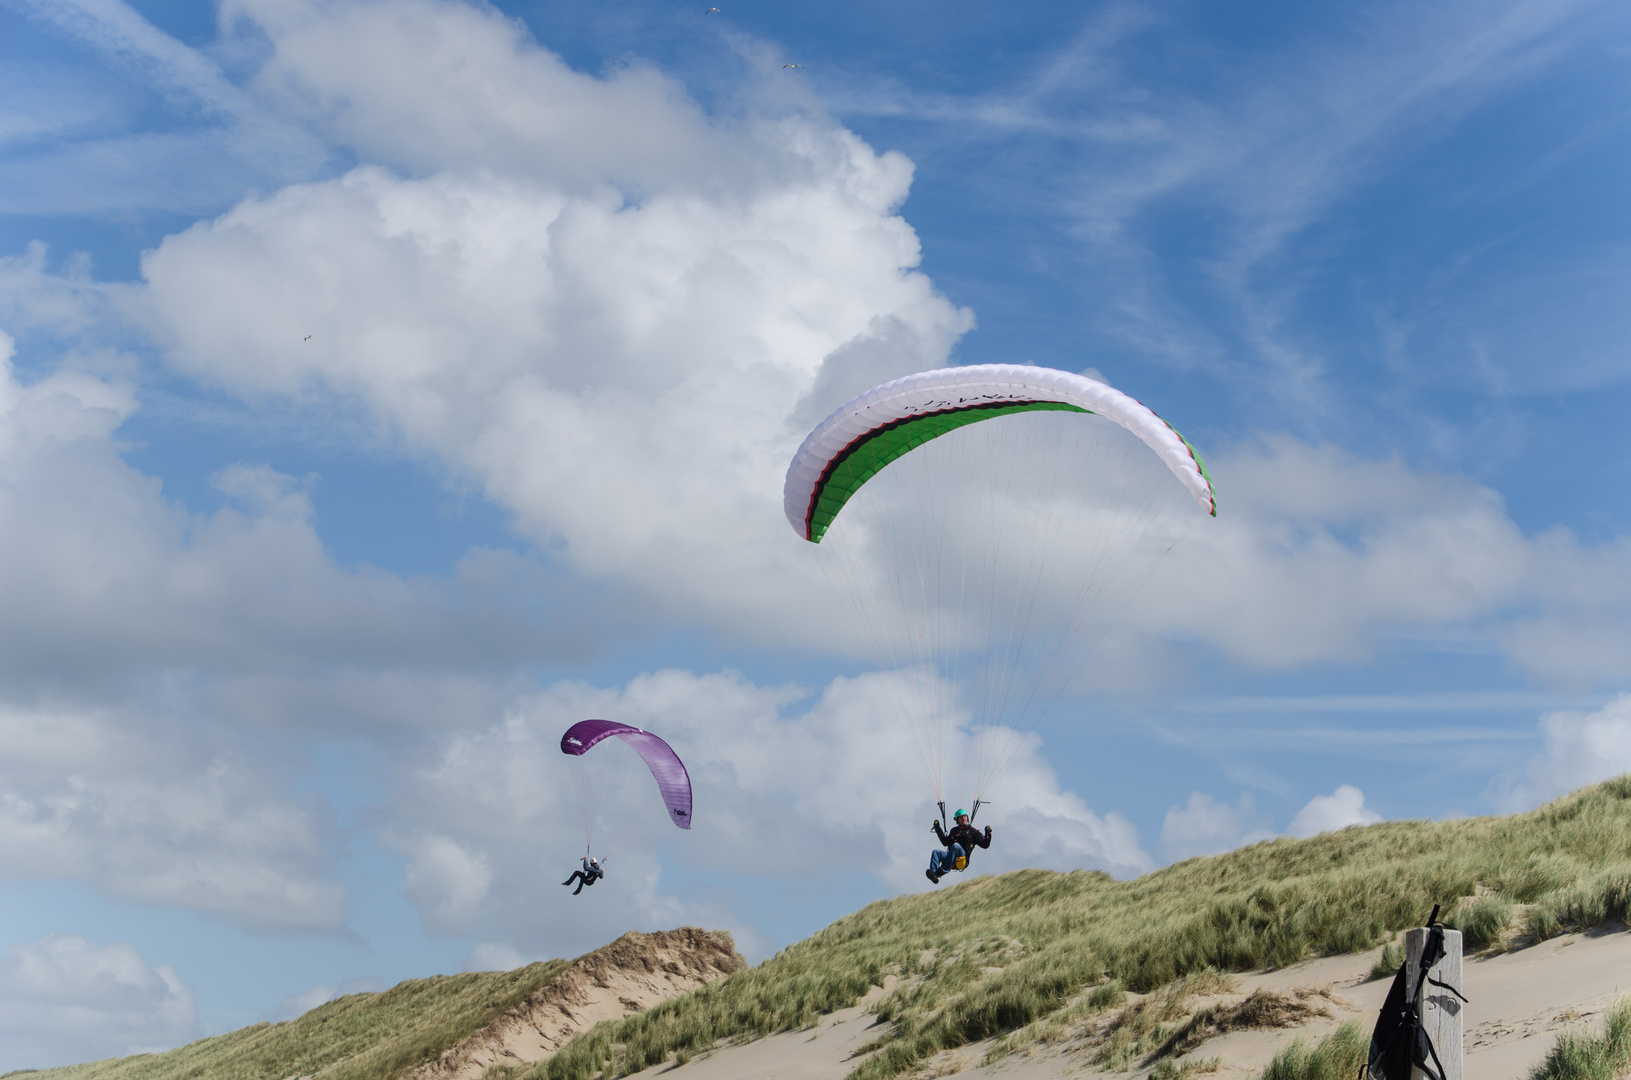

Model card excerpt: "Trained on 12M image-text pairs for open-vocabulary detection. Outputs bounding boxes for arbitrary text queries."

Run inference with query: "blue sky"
[2,0,1630,1068]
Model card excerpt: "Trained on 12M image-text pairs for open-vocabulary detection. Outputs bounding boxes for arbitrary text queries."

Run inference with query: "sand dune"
[624,926,1631,1080]
[412,928,744,1080]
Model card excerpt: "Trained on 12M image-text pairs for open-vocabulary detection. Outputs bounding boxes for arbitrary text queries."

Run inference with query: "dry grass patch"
[1159,987,1338,1058]
[1150,1056,1222,1080]
[1091,971,1242,1070]
[978,978,1129,1063]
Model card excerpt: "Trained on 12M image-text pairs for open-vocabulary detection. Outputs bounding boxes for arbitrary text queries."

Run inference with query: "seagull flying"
[783,63,802,68]
[303,335,312,341]
[704,6,720,11]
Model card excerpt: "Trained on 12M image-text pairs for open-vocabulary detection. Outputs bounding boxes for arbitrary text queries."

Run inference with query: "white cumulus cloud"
[1138,438,1531,670]
[1162,784,1382,858]
[1161,792,1275,861]
[0,329,574,931]
[384,667,1151,962]
[0,934,198,1068]
[34,0,1631,695]
[1285,784,1382,838]
[1494,694,1631,810]
[0,702,347,931]
[131,0,971,658]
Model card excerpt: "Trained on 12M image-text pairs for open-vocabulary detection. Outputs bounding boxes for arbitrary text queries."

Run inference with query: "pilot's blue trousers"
[929,843,967,876]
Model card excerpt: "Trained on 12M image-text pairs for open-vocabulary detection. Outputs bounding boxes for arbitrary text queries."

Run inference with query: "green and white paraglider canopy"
[784,364,1216,544]
[783,362,1217,814]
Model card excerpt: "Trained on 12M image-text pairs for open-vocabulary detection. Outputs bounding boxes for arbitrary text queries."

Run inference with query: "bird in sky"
[783,63,802,68]
[704,6,720,12]
[303,335,312,341]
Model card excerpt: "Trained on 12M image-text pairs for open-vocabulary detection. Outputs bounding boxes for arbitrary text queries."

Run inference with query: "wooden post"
[1405,927,1463,1080]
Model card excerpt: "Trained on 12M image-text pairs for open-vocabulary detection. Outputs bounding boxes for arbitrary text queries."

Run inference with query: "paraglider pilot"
[927,809,991,884]
[563,855,605,895]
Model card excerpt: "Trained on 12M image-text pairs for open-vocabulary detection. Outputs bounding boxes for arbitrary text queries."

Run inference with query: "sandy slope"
[627,926,1631,1080]
[410,928,744,1080]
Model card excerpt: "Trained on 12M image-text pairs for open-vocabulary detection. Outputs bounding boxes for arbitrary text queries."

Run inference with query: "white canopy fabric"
[784,364,1216,542]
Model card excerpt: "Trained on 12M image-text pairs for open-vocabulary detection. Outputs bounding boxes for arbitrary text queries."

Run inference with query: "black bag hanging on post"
[1365,960,1413,1080]
[1361,906,1468,1080]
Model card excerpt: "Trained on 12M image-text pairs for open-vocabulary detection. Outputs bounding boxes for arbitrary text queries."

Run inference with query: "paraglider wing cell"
[782,363,1217,542]
[561,719,693,829]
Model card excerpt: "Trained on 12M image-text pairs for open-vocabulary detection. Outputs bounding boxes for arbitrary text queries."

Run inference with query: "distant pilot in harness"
[562,855,605,895]
[927,809,991,884]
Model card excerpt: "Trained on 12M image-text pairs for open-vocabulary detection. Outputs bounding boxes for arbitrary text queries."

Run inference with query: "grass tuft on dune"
[1257,1019,1368,1080]
[1528,996,1631,1080]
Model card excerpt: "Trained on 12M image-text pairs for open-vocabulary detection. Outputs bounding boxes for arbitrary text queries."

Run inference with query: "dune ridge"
[17,928,740,1080]
[409,928,744,1080]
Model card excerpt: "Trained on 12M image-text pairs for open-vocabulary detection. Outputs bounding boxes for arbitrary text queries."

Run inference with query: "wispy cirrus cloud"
[825,0,1622,423]
[1,0,327,217]
[1180,691,1608,714]
[12,0,252,118]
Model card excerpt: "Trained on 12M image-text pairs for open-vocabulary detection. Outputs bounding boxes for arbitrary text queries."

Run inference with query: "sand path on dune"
[629,926,1631,1080]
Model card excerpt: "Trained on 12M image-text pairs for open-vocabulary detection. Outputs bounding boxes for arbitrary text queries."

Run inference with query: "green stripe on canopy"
[1178,433,1216,502]
[808,401,1088,542]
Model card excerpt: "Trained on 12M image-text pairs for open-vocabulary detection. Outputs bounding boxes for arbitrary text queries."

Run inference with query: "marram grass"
[1446,894,1514,949]
[1528,996,1631,1080]
[19,959,571,1080]
[1366,939,1404,981]
[1258,1020,1368,1080]
[538,777,1631,1080]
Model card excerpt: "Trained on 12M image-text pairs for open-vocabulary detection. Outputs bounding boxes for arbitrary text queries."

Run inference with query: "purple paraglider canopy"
[560,720,693,830]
